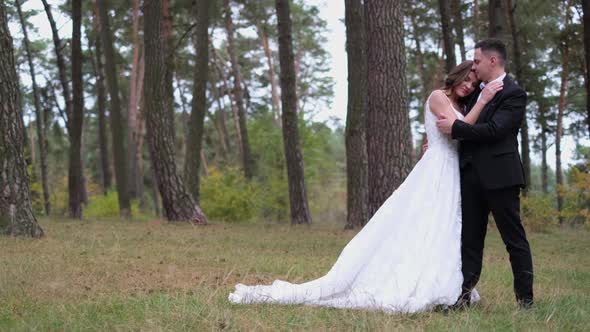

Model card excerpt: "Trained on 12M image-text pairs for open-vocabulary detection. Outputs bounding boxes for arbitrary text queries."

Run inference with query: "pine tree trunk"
[557,0,572,225]
[539,100,549,194]
[16,0,50,215]
[344,0,368,229]
[135,52,146,198]
[208,73,231,157]
[365,0,414,217]
[92,29,112,194]
[41,0,72,128]
[127,0,141,199]
[506,0,531,196]
[42,0,87,216]
[474,0,481,40]
[184,0,210,202]
[275,0,312,225]
[162,0,176,136]
[583,0,590,136]
[211,44,243,154]
[258,26,281,123]
[439,0,456,72]
[0,0,44,238]
[143,0,207,224]
[488,0,509,42]
[451,0,466,61]
[97,0,131,217]
[210,69,232,157]
[68,0,85,219]
[224,0,254,179]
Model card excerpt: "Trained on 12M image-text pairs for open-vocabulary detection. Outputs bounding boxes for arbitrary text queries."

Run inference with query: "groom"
[437,38,534,308]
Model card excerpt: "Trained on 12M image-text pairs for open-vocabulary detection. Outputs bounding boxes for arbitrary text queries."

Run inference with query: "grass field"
[1,218,588,331]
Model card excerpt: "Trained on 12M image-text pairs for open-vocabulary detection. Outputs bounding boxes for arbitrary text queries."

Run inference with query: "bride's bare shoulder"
[427,90,446,103]
[426,90,456,119]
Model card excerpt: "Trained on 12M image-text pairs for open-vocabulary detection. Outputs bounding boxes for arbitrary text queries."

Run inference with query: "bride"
[228,61,503,313]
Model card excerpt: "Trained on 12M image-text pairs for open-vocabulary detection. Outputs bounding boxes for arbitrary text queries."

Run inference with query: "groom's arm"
[451,90,526,143]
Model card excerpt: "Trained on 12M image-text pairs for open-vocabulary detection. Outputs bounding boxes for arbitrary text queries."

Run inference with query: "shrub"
[521,194,558,232]
[562,167,590,225]
[200,167,261,222]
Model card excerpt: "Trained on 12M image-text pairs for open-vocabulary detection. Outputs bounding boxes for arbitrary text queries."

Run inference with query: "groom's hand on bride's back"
[436,113,454,135]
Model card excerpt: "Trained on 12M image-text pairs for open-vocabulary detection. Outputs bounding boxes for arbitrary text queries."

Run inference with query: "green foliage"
[245,112,346,223]
[200,167,260,223]
[561,166,590,225]
[83,191,122,219]
[521,194,558,233]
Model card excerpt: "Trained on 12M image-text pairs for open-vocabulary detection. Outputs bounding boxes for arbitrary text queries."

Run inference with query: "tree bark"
[97,0,131,217]
[583,0,590,136]
[41,0,72,130]
[143,0,207,224]
[91,11,112,194]
[451,0,466,62]
[0,0,44,237]
[68,0,85,219]
[224,0,255,179]
[344,0,368,229]
[162,0,176,135]
[365,0,414,217]
[439,0,456,72]
[258,25,281,123]
[42,0,87,216]
[211,43,242,154]
[135,52,146,198]
[275,0,312,225]
[127,0,141,199]
[538,100,549,194]
[557,0,572,225]
[16,0,50,215]
[209,73,231,157]
[184,0,210,202]
[488,0,509,41]
[505,0,530,196]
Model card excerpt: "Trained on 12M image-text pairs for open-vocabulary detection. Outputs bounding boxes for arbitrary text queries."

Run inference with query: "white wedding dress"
[228,94,479,313]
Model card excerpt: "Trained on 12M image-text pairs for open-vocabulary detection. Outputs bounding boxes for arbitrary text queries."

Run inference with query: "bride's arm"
[428,90,457,121]
[462,81,503,125]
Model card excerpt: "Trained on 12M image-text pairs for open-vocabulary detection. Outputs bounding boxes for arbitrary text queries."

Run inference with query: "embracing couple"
[228,38,534,313]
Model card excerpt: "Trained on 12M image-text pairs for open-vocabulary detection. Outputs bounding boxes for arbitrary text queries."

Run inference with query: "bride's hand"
[479,81,503,104]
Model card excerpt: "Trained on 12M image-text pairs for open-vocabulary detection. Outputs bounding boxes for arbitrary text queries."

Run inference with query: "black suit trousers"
[460,164,534,303]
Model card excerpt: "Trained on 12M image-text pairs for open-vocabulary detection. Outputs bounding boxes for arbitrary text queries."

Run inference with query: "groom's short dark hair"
[475,38,507,64]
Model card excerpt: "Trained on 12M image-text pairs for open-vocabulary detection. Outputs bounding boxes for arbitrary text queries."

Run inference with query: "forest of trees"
[1,0,588,237]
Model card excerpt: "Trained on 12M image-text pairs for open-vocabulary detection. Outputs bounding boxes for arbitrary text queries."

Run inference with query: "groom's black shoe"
[517,299,534,310]
[447,293,471,311]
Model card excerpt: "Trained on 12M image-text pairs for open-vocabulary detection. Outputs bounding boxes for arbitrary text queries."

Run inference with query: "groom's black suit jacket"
[451,75,526,190]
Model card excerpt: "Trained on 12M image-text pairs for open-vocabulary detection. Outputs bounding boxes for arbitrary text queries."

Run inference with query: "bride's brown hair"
[441,60,477,110]
[442,60,475,94]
